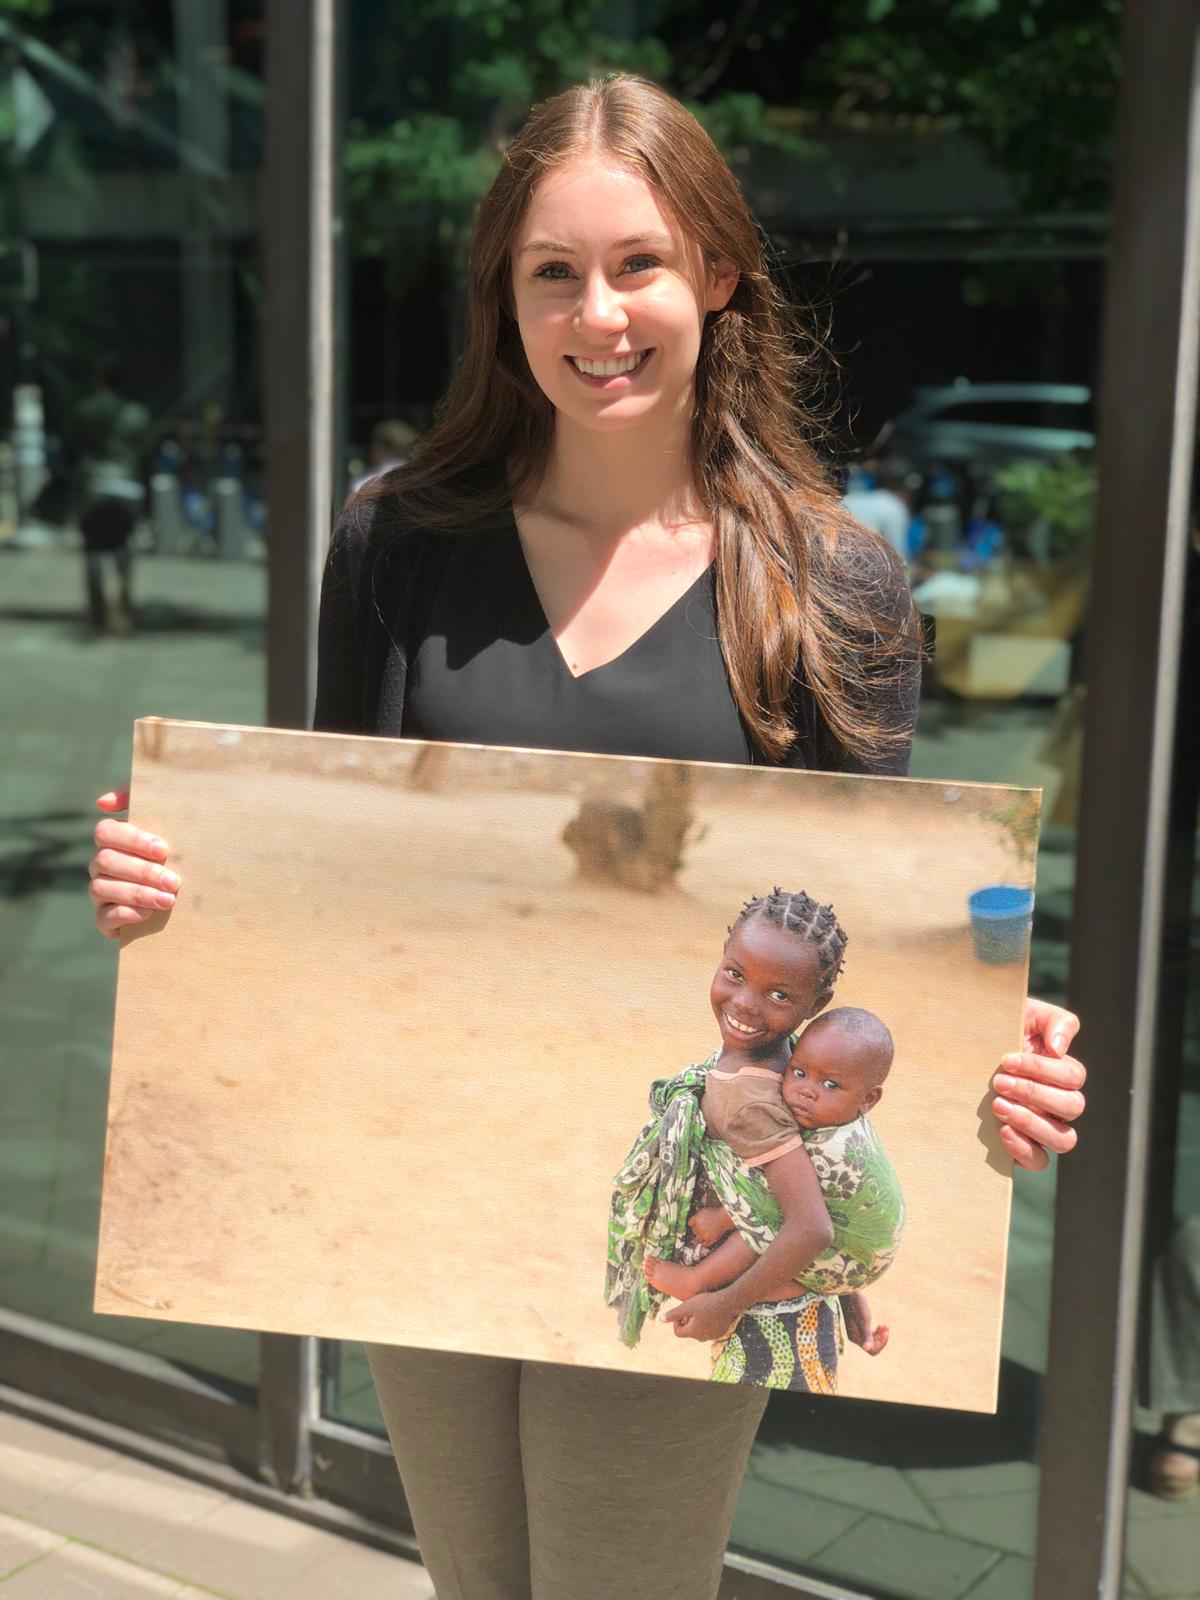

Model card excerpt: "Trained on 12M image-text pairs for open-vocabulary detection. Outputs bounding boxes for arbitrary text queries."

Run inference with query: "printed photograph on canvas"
[95,719,1040,1413]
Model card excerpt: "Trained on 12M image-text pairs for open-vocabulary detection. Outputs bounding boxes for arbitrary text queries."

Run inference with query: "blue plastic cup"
[968,885,1035,965]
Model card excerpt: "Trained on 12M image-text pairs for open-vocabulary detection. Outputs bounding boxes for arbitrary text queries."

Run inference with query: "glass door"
[0,0,267,1464]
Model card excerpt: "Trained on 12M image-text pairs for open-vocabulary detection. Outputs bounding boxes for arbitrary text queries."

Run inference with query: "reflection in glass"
[322,1339,386,1434]
[0,4,266,1389]
[318,5,1119,1589]
[1124,543,1200,1596]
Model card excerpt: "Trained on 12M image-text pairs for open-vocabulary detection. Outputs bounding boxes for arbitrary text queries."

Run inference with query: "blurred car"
[879,380,1095,469]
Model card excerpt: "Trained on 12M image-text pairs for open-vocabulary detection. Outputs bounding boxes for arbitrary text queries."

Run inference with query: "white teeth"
[572,351,646,377]
[724,1013,759,1035]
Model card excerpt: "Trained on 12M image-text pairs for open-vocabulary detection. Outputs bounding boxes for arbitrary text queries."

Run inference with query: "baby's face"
[709,920,825,1059]
[781,1028,884,1129]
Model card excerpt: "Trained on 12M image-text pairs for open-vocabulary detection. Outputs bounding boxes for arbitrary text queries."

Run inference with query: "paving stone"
[21,1453,229,1557]
[907,1461,1038,1502]
[932,1489,1037,1558]
[1126,1483,1200,1521]
[256,1539,436,1600]
[812,1513,997,1600]
[0,1512,65,1578]
[0,1414,120,1516]
[0,1540,185,1596]
[746,1441,875,1489]
[1125,1513,1200,1597]
[750,1462,941,1532]
[956,1553,1030,1600]
[730,1481,865,1566]
[131,1493,340,1597]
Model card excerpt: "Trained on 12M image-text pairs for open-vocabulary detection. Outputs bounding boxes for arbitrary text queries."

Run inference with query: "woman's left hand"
[991,997,1085,1172]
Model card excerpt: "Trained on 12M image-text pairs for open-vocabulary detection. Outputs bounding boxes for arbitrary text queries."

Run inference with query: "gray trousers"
[365,1345,769,1600]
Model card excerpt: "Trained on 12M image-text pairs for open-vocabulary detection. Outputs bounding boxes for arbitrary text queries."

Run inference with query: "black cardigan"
[312,489,920,777]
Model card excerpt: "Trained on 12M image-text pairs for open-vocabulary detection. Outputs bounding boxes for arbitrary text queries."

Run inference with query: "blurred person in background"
[842,454,915,571]
[349,417,419,494]
[67,364,151,635]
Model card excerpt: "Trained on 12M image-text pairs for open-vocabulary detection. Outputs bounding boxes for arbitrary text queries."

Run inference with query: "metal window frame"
[1034,3,1200,1599]
[253,0,346,1503]
[263,0,340,731]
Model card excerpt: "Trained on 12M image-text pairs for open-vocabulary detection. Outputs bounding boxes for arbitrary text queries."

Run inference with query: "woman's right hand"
[90,785,180,939]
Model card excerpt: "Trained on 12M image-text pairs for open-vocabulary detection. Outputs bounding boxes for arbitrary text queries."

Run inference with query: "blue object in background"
[968,885,1035,965]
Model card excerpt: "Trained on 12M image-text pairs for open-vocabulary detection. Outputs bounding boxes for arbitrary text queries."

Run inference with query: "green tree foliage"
[810,0,1122,208]
[345,0,821,255]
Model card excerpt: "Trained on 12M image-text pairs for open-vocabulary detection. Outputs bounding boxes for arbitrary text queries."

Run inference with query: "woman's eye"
[622,253,660,274]
[533,261,573,281]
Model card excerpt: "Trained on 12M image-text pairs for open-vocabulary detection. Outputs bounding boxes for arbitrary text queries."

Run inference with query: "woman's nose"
[574,273,628,336]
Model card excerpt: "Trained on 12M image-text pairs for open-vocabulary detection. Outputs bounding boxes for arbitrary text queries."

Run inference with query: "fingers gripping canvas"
[96,718,1039,1413]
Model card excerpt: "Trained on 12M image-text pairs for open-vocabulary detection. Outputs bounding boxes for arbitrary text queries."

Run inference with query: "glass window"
[321,1338,385,1434]
[1122,539,1200,1597]
[322,9,1117,1593]
[0,2,267,1392]
[721,15,1114,1597]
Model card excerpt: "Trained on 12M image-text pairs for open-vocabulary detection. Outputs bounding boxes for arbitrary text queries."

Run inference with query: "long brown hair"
[356,75,919,764]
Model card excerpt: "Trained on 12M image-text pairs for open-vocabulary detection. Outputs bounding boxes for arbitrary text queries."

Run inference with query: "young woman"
[89,76,1086,1600]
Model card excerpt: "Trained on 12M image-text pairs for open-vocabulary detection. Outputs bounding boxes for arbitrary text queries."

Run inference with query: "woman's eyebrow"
[517,232,675,257]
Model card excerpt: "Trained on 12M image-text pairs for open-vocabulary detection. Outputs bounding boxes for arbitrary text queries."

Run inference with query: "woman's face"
[510,155,736,436]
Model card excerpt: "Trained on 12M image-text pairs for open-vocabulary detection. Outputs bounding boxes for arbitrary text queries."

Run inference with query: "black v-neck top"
[402,518,752,764]
[313,492,919,776]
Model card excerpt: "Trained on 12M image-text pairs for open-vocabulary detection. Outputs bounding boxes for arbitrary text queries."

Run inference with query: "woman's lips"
[565,349,654,388]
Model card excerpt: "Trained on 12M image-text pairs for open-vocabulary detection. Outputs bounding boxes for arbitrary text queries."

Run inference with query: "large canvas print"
[95,718,1040,1412]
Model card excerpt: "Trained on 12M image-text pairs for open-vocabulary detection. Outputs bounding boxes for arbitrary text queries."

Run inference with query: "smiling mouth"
[723,1011,764,1039]
[566,349,654,380]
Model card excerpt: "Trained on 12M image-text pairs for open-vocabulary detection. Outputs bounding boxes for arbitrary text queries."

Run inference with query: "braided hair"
[730,888,848,1013]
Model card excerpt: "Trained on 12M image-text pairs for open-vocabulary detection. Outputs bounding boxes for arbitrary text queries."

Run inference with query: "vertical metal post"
[259,0,343,1489]
[1034,2,1200,1596]
[257,1333,318,1495]
[263,0,340,729]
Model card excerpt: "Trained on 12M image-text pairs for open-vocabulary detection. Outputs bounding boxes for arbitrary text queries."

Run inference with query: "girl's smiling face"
[510,155,736,434]
[709,919,826,1060]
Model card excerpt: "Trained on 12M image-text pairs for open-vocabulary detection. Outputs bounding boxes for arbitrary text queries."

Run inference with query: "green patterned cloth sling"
[796,1114,906,1294]
[604,1056,906,1351]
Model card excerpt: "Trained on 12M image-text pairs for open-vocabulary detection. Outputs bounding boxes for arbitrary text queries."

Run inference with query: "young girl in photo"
[90,74,1086,1600]
[654,1002,905,1392]
[607,890,903,1394]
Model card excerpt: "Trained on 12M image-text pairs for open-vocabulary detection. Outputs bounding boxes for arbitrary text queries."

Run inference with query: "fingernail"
[153,890,176,909]
[1002,1053,1022,1069]
[994,1073,1016,1093]
[993,1095,1015,1112]
[160,871,181,891]
[148,837,167,857]
[1052,1031,1067,1053]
